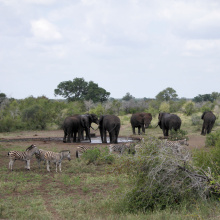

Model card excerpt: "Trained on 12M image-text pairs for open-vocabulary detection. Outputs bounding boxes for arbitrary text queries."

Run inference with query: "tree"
[193,92,220,103]
[85,81,110,103]
[122,92,134,101]
[54,78,88,102]
[54,78,110,103]
[156,87,178,102]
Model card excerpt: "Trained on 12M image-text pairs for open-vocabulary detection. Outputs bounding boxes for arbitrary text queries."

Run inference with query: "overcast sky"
[1,0,220,100]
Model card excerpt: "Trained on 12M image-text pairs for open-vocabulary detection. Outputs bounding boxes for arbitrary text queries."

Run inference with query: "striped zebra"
[76,145,99,158]
[134,138,189,154]
[44,150,71,172]
[108,143,135,155]
[8,144,39,171]
[35,149,48,168]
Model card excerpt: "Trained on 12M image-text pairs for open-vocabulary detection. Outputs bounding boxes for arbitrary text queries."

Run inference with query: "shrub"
[159,102,170,113]
[183,101,196,116]
[117,139,214,212]
[81,148,101,164]
[169,129,188,141]
[191,114,202,126]
[205,130,220,147]
[193,146,220,176]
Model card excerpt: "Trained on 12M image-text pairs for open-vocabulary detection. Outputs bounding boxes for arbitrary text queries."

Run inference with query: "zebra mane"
[26,144,36,151]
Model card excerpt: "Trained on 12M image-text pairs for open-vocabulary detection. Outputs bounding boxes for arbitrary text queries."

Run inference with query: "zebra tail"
[7,152,10,156]
[76,150,79,158]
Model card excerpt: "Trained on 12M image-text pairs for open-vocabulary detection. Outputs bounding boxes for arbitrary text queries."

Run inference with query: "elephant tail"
[155,124,159,128]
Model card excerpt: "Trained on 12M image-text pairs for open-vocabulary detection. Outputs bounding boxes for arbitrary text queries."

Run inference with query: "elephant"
[157,112,181,137]
[81,114,99,142]
[99,115,120,144]
[130,112,152,135]
[63,114,84,143]
[201,111,216,135]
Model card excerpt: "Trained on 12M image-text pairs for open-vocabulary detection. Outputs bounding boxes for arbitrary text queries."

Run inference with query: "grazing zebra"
[108,143,135,155]
[44,150,71,172]
[35,149,48,168]
[134,138,189,154]
[76,145,99,158]
[8,144,39,171]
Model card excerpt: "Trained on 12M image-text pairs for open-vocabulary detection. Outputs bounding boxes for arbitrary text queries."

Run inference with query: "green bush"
[81,148,101,164]
[169,129,188,141]
[205,130,220,147]
[193,146,220,176]
[191,114,202,126]
[115,140,211,213]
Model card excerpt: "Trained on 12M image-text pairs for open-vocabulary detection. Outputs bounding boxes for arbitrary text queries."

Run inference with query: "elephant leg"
[132,126,136,135]
[73,132,77,142]
[138,127,141,135]
[63,130,67,143]
[81,130,84,140]
[115,129,119,144]
[77,131,81,142]
[142,125,145,134]
[201,124,205,135]
[103,129,107,143]
[67,133,71,143]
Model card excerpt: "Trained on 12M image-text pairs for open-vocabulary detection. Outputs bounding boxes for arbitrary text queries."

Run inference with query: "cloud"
[30,18,62,41]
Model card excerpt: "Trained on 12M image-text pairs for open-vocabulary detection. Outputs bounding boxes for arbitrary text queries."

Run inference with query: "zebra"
[108,143,135,155]
[75,145,99,158]
[35,149,48,168]
[44,150,71,172]
[134,138,189,154]
[8,144,39,171]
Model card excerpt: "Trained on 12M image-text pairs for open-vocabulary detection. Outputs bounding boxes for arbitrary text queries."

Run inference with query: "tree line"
[0,78,220,132]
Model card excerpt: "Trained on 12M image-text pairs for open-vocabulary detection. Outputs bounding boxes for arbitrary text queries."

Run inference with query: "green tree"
[193,92,220,103]
[54,78,88,102]
[122,92,134,101]
[156,87,178,102]
[85,81,110,103]
[54,78,110,103]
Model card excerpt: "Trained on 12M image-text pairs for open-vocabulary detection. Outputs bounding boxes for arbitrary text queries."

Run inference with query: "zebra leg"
[9,160,14,171]
[26,160,30,170]
[59,162,62,172]
[46,160,50,172]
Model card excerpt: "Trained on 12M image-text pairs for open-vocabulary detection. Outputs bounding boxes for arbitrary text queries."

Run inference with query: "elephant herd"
[63,111,216,144]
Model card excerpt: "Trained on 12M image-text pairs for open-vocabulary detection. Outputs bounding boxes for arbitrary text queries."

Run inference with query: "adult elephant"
[81,114,99,142]
[130,112,152,135]
[157,112,181,137]
[201,111,216,135]
[63,115,84,143]
[99,115,120,144]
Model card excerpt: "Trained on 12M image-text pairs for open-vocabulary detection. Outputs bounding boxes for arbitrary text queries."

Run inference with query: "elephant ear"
[80,117,87,128]
[201,112,206,119]
[99,115,104,125]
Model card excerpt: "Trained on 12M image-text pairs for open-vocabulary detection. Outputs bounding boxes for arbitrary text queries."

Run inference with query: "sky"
[1,0,220,100]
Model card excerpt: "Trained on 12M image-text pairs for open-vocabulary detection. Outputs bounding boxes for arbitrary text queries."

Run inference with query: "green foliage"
[200,101,215,112]
[122,92,134,101]
[81,148,101,164]
[90,103,105,116]
[183,101,196,116]
[193,92,220,103]
[156,87,178,102]
[116,139,210,213]
[169,129,188,141]
[159,102,170,112]
[191,114,202,126]
[193,146,220,176]
[54,77,110,103]
[205,130,220,147]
